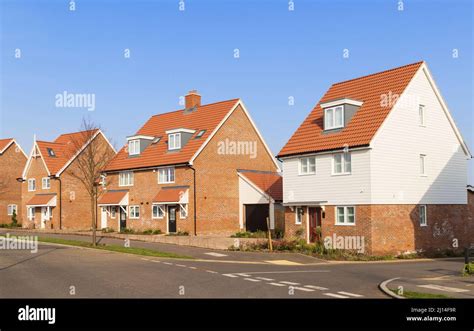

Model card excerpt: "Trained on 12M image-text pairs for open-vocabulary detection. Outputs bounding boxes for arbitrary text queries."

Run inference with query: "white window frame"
[299,157,316,175]
[332,152,351,175]
[295,207,303,225]
[128,139,140,155]
[27,207,35,220]
[119,171,134,187]
[419,154,427,176]
[42,177,50,189]
[152,204,165,219]
[324,106,344,130]
[129,205,140,219]
[110,206,116,219]
[158,167,175,184]
[419,104,426,127]
[335,206,356,225]
[168,133,181,150]
[419,205,427,226]
[28,178,36,191]
[7,204,17,216]
[179,204,188,219]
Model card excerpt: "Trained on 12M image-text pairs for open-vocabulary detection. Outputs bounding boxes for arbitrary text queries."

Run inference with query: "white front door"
[40,207,48,229]
[101,207,108,229]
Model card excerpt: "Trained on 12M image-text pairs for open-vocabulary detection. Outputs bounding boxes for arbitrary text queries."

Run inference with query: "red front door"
[309,207,321,243]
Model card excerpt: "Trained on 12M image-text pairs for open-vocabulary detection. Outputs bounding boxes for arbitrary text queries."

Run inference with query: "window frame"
[110,206,116,219]
[335,206,356,226]
[420,154,427,176]
[119,171,134,187]
[295,207,303,225]
[129,205,140,219]
[42,177,50,189]
[419,104,426,127]
[27,207,35,220]
[158,167,175,184]
[332,152,352,175]
[152,204,165,219]
[7,204,17,216]
[419,205,427,226]
[28,178,36,191]
[168,133,181,150]
[324,105,344,130]
[179,204,188,219]
[128,139,140,155]
[299,156,316,175]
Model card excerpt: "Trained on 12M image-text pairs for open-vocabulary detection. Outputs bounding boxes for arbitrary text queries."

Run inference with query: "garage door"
[245,204,269,232]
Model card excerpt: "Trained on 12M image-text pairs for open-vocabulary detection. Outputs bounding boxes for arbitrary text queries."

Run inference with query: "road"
[0,239,470,298]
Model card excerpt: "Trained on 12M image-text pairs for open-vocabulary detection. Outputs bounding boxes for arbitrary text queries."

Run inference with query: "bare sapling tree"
[65,118,115,246]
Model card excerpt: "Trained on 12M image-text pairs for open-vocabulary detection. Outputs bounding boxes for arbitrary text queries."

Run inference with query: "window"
[299,157,316,175]
[119,171,134,186]
[42,177,50,189]
[295,207,303,225]
[129,205,140,219]
[420,154,426,176]
[324,106,344,130]
[152,205,165,219]
[335,206,355,225]
[168,133,181,150]
[128,139,140,155]
[27,207,35,220]
[180,204,188,218]
[158,167,175,184]
[110,207,116,219]
[333,153,351,174]
[419,105,425,126]
[28,178,36,191]
[152,136,161,144]
[47,148,56,157]
[419,205,427,226]
[195,130,206,138]
[7,204,17,216]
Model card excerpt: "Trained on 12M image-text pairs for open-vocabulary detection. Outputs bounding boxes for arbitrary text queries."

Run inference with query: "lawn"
[390,288,451,299]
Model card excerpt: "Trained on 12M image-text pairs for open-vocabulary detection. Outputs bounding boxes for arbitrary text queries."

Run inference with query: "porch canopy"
[26,194,57,207]
[98,190,129,206]
[152,186,189,204]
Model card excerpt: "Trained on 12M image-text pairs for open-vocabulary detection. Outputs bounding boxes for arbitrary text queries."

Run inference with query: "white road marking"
[237,273,251,277]
[163,262,173,265]
[206,270,218,274]
[141,258,150,261]
[417,284,469,293]
[176,264,187,267]
[233,270,330,275]
[268,283,287,287]
[244,278,261,282]
[324,293,349,298]
[304,285,328,291]
[265,260,302,265]
[204,252,228,257]
[280,281,300,285]
[337,291,363,297]
[255,277,275,281]
[293,287,314,292]
[188,266,197,269]
[223,274,238,278]
[150,260,161,263]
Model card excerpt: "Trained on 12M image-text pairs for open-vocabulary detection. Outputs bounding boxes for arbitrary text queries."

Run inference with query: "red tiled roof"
[104,99,239,171]
[278,62,423,157]
[239,170,283,201]
[36,130,98,175]
[98,190,128,205]
[0,138,14,153]
[153,187,188,203]
[26,194,57,206]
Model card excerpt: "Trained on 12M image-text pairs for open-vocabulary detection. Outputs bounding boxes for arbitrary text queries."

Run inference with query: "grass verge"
[1,235,193,259]
[389,288,451,299]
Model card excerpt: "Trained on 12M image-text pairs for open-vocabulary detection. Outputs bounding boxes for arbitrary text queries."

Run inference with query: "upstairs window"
[299,157,316,175]
[47,148,56,157]
[119,171,134,186]
[419,105,426,126]
[324,106,344,130]
[195,130,206,139]
[158,167,175,184]
[42,177,50,189]
[420,154,427,176]
[168,133,181,150]
[128,139,140,155]
[28,178,36,191]
[333,153,351,175]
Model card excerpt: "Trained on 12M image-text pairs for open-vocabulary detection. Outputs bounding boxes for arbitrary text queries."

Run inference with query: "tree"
[65,118,115,246]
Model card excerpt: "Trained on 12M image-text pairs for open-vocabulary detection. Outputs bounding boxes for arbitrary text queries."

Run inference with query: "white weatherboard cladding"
[282,149,372,205]
[370,68,467,204]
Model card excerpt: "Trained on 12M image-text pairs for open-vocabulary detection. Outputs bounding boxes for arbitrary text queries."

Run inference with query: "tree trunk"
[91,197,97,246]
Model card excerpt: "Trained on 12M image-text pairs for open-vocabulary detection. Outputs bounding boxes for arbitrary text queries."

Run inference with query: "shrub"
[462,263,474,276]
[120,228,135,234]
[101,227,115,233]
[231,230,268,238]
[167,231,189,236]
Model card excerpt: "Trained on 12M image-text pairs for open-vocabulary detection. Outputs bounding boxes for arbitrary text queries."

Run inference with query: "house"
[99,90,282,235]
[0,139,27,224]
[277,61,473,255]
[20,130,115,230]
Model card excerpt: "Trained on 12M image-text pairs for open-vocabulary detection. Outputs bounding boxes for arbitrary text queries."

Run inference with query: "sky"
[1,0,473,183]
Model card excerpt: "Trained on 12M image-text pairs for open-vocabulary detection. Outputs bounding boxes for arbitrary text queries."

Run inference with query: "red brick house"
[99,91,282,235]
[20,130,115,230]
[277,62,473,255]
[0,139,27,224]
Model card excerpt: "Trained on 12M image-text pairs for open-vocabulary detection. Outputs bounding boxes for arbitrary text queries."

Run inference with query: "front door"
[168,206,177,233]
[101,207,108,229]
[309,207,321,243]
[40,207,48,229]
[119,207,126,231]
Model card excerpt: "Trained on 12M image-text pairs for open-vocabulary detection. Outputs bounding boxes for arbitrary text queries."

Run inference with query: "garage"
[245,204,269,232]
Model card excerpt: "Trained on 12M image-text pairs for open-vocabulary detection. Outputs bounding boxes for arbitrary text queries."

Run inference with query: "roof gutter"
[277,145,371,160]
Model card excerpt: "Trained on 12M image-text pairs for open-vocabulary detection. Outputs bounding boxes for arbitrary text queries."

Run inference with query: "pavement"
[0,234,472,298]
[384,275,474,298]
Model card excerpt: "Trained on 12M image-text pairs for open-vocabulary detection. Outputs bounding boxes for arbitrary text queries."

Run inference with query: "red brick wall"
[0,143,27,224]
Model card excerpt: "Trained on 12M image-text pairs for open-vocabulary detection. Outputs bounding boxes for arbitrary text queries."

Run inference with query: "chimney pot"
[185,90,201,109]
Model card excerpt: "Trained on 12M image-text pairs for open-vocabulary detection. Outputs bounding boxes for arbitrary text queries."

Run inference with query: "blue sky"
[1,0,472,183]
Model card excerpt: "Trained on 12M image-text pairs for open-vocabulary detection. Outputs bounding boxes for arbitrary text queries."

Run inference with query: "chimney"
[185,90,201,109]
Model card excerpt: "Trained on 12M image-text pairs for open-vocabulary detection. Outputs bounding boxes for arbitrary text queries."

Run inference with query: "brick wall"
[0,143,27,224]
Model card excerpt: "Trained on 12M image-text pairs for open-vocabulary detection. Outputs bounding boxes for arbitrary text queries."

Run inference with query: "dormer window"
[324,106,344,130]
[128,139,140,155]
[168,133,181,150]
[47,148,56,157]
